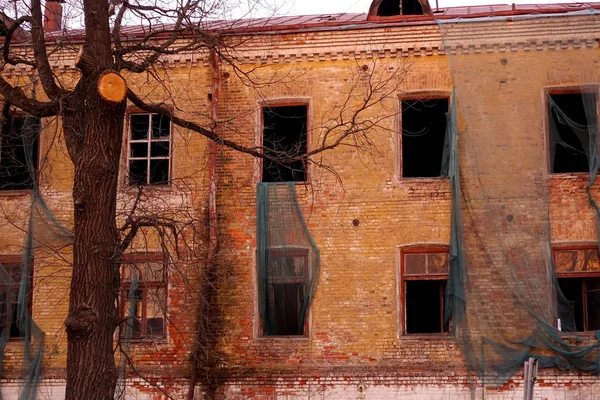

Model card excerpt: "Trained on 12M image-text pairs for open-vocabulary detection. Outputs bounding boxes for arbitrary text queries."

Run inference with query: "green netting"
[0,113,54,399]
[437,9,600,389]
[256,182,320,336]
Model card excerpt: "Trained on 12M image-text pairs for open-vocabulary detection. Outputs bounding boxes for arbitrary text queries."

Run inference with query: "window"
[554,247,600,332]
[120,258,167,339]
[373,0,425,16]
[262,249,309,336]
[548,91,597,174]
[401,98,448,178]
[0,261,31,339]
[262,105,307,182]
[401,248,449,334]
[0,115,39,190]
[128,113,171,185]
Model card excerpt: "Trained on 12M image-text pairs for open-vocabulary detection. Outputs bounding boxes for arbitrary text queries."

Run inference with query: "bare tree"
[0,1,408,398]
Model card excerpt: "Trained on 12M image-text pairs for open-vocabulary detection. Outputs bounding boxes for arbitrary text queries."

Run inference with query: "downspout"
[188,48,220,400]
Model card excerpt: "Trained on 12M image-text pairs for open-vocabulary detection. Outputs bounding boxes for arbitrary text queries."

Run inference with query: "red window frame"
[553,245,600,332]
[400,246,450,335]
[120,253,167,340]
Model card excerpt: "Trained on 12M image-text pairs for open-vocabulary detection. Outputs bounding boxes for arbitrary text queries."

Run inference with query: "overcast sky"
[268,0,581,16]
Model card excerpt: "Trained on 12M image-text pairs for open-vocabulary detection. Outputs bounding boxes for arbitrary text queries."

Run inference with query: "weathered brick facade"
[1,2,600,399]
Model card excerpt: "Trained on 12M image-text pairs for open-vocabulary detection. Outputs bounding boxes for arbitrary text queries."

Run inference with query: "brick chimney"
[43,0,63,32]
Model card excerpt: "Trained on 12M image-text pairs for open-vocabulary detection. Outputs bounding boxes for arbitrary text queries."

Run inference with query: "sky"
[271,0,582,16]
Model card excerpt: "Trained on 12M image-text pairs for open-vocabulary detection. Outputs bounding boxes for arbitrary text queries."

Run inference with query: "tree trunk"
[63,75,125,399]
[62,0,125,397]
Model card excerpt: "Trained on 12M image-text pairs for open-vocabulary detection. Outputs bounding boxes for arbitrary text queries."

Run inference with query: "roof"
[35,2,600,42]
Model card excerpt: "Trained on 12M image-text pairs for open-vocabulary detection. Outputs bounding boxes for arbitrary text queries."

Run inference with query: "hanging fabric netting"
[0,111,72,399]
[437,9,600,389]
[256,182,320,336]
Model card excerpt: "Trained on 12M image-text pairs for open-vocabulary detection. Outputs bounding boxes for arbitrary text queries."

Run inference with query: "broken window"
[263,249,309,336]
[402,249,449,334]
[262,105,307,182]
[0,115,40,191]
[121,259,167,339]
[372,0,426,16]
[0,262,30,339]
[548,92,597,174]
[401,98,448,178]
[554,247,600,332]
[128,113,171,185]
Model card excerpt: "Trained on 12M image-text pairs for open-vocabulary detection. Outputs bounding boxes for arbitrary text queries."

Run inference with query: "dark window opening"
[263,249,308,336]
[549,92,596,174]
[377,0,424,16]
[0,116,40,191]
[405,280,448,334]
[401,98,448,178]
[262,105,307,182]
[128,114,170,185]
[558,277,600,332]
[402,250,449,334]
[0,263,30,339]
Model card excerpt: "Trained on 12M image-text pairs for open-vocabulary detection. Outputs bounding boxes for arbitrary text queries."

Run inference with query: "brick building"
[1,0,600,398]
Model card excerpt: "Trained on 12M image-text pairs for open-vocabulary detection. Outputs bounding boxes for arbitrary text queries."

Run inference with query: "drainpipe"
[188,48,220,400]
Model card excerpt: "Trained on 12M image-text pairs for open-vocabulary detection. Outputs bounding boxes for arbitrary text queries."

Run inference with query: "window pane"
[428,253,449,274]
[151,115,170,138]
[149,159,169,184]
[146,317,164,337]
[128,160,148,185]
[146,287,166,337]
[268,253,305,278]
[124,289,143,337]
[405,254,426,275]
[130,114,149,140]
[150,141,170,158]
[556,249,600,273]
[130,142,148,158]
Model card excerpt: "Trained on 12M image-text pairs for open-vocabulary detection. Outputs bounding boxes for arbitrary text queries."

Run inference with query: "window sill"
[123,184,173,194]
[400,333,453,340]
[121,336,168,345]
[0,189,34,197]
[548,172,591,180]
[397,176,451,184]
[255,335,309,341]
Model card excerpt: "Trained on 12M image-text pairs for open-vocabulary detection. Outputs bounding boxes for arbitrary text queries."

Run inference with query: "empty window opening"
[0,115,39,191]
[558,277,600,332]
[402,250,449,334]
[128,113,171,185]
[401,98,448,178]
[549,92,597,174]
[375,0,424,16]
[263,249,308,336]
[262,105,307,183]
